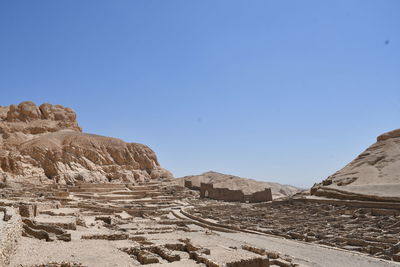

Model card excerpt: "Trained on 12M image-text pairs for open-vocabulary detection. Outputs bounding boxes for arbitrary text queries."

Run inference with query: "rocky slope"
[176,171,301,199]
[0,101,172,185]
[311,128,400,202]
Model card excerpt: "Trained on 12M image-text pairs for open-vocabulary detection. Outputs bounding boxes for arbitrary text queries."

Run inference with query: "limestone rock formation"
[311,128,400,202]
[176,171,301,199]
[0,101,172,185]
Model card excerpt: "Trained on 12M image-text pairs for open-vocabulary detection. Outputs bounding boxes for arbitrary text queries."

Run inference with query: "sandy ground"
[10,237,136,267]
[9,215,400,267]
[220,232,399,267]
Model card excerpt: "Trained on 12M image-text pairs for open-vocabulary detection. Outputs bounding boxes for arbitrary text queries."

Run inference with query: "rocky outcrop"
[311,128,400,202]
[377,128,400,142]
[0,101,172,185]
[0,101,81,136]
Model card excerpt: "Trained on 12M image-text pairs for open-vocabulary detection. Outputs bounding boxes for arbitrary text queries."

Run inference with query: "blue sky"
[0,1,399,187]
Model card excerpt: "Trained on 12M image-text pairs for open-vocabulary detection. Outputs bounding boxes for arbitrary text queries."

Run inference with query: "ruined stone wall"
[0,207,22,266]
[199,183,272,203]
[184,181,200,191]
[199,183,213,198]
[212,187,244,202]
[247,188,272,203]
[199,183,244,202]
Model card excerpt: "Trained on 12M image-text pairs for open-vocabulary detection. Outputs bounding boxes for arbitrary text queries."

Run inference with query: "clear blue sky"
[0,1,399,187]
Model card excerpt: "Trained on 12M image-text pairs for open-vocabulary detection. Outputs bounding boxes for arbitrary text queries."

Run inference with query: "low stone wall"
[256,197,400,210]
[197,183,272,203]
[245,189,273,203]
[184,181,200,191]
[200,183,244,202]
[19,201,59,217]
[178,209,237,233]
[0,207,22,266]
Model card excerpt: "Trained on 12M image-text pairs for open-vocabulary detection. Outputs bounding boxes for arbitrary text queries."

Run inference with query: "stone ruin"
[0,179,307,267]
[185,181,273,203]
[188,199,400,262]
[0,174,397,266]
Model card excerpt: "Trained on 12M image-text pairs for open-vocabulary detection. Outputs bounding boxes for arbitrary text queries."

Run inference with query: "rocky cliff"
[0,101,172,185]
[311,128,400,202]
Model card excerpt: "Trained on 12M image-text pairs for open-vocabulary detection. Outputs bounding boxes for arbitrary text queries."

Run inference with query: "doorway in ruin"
[205,190,209,198]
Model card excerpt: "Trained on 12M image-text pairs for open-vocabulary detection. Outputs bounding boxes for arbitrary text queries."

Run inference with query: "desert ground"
[2,181,399,267]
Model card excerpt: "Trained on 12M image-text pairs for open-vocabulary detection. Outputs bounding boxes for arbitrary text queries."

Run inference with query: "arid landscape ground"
[0,102,399,267]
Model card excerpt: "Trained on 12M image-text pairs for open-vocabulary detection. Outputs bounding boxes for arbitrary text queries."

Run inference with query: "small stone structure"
[194,182,272,203]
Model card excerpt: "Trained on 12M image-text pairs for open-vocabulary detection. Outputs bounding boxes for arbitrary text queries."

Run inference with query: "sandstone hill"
[0,101,172,186]
[311,128,400,202]
[176,171,301,199]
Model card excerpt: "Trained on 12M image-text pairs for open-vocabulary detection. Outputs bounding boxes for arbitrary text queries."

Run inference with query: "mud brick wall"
[184,181,200,191]
[200,183,244,202]
[247,188,273,203]
[199,183,272,203]
[212,187,244,202]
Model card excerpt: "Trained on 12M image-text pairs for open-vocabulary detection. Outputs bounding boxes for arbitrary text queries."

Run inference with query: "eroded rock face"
[311,128,400,201]
[0,101,172,185]
[0,101,81,136]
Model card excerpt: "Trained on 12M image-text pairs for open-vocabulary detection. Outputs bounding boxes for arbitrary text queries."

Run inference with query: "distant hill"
[175,171,301,199]
[311,128,400,202]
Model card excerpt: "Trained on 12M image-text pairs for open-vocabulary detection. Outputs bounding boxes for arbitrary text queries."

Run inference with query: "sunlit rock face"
[0,101,172,185]
[311,128,400,202]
